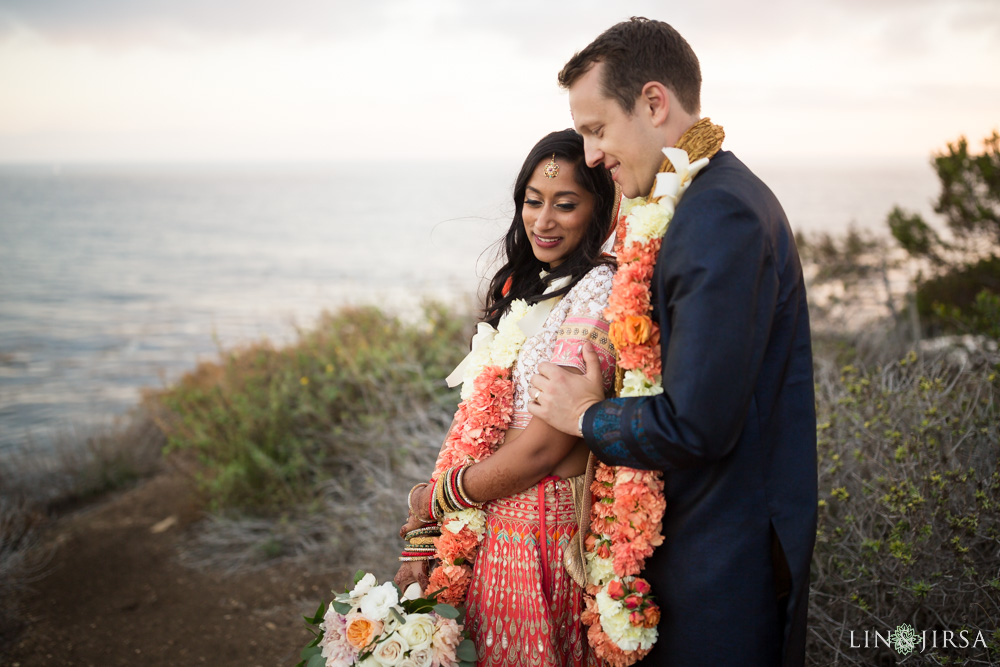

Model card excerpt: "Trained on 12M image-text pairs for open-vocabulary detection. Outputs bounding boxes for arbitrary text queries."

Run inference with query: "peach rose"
[623,315,653,346]
[642,604,661,628]
[345,612,383,650]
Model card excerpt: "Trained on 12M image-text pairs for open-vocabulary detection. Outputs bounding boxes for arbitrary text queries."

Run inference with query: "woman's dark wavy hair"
[483,129,616,327]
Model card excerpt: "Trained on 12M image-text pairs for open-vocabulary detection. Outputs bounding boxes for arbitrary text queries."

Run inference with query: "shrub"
[808,340,1000,665]
[148,302,471,511]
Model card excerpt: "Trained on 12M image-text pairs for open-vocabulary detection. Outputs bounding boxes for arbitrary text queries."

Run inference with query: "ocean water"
[0,158,939,454]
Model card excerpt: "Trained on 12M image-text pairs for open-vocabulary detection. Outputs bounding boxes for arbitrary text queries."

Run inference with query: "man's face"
[568,62,666,199]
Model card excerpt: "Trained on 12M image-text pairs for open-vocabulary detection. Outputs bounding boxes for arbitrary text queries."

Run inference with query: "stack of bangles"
[399,464,483,562]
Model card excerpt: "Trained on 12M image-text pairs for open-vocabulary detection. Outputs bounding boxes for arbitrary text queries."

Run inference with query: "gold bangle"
[433,476,448,521]
[404,526,441,540]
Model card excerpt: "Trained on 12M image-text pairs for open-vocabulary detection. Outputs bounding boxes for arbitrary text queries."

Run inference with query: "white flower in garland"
[443,507,487,538]
[489,299,529,368]
[624,201,674,244]
[618,195,646,219]
[620,369,664,397]
[585,548,616,586]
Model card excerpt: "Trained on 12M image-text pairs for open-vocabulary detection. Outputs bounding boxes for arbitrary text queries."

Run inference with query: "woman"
[395,129,619,666]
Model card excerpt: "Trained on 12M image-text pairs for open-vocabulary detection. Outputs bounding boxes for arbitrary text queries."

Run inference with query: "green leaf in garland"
[456,638,478,662]
[433,603,460,619]
[306,654,327,667]
[331,600,352,615]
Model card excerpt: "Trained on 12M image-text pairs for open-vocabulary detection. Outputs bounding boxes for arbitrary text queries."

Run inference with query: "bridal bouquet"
[297,571,477,667]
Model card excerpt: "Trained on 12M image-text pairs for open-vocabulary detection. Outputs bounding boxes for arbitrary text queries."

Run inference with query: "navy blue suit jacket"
[583,150,817,666]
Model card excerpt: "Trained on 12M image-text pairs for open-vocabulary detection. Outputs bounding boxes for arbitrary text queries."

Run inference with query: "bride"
[395,128,619,666]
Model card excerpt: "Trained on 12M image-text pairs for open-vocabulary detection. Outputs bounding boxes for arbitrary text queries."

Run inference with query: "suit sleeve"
[583,188,779,470]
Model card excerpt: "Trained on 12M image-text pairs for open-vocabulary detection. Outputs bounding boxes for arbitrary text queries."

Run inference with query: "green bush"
[149,303,471,511]
[808,340,1000,665]
[915,257,1000,336]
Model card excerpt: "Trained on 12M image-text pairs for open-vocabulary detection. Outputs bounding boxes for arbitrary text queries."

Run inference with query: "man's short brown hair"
[558,17,701,116]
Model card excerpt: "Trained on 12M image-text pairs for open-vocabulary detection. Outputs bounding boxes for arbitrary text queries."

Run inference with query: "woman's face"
[521,157,596,268]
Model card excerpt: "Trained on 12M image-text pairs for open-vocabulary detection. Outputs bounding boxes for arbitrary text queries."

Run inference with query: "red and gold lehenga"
[464,264,616,667]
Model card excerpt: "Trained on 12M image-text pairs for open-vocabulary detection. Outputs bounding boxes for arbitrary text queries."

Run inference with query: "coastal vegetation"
[2,133,998,663]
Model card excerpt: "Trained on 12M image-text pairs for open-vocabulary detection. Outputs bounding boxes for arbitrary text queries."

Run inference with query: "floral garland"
[426,296,548,605]
[581,120,723,666]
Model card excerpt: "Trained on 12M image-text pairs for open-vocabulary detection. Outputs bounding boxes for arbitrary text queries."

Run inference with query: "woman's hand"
[393,560,430,595]
[404,484,433,525]
[399,513,426,539]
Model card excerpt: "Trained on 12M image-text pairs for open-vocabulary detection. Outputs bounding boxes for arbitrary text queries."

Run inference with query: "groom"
[529,18,818,667]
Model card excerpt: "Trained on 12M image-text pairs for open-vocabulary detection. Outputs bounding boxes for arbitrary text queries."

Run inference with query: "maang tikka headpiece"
[543,154,560,179]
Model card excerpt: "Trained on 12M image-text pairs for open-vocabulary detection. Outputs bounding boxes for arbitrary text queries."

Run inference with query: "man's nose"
[584,138,604,168]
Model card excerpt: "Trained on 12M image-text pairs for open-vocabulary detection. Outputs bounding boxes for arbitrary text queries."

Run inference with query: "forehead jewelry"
[543,154,560,179]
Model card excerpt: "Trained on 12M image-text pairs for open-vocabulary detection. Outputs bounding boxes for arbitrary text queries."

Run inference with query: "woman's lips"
[534,234,562,249]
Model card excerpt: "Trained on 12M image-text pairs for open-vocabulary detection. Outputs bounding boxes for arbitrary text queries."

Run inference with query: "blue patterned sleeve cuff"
[582,397,662,470]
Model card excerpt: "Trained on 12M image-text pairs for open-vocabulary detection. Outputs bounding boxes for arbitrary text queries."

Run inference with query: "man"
[529,17,818,666]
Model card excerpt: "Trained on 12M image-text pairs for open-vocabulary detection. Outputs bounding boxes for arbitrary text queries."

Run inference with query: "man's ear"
[640,81,671,128]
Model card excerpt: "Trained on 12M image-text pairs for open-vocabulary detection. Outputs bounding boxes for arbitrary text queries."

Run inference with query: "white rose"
[401,582,423,602]
[397,613,435,652]
[406,647,434,667]
[350,572,378,601]
[360,582,400,621]
[372,631,409,666]
[625,202,672,244]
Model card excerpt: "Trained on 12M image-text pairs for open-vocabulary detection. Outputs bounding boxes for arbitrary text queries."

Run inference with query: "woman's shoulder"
[571,263,615,292]
[564,263,615,313]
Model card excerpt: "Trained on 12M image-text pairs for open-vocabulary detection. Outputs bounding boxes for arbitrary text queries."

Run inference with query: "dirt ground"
[4,471,347,667]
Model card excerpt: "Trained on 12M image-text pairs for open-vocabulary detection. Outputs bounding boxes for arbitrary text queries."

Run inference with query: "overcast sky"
[0,0,997,163]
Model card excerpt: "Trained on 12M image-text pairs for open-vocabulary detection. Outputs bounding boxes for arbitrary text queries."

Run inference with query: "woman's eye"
[524,198,542,207]
[556,203,577,211]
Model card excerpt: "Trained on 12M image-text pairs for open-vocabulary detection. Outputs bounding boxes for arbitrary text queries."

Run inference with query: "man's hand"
[528,343,604,436]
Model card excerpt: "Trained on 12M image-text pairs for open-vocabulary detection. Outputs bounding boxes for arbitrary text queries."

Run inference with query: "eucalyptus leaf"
[306,654,327,667]
[353,569,366,585]
[331,600,352,615]
[390,607,407,626]
[433,603,460,619]
[407,600,435,614]
[300,645,321,660]
[456,638,477,661]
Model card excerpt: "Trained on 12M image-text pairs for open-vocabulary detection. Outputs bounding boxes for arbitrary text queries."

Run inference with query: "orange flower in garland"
[427,364,513,604]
